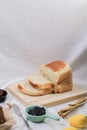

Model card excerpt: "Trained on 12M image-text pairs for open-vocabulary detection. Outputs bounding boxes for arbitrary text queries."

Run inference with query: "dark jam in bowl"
[0,89,7,103]
[28,106,46,116]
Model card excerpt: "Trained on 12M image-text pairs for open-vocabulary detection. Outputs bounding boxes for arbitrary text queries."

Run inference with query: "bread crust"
[45,60,66,72]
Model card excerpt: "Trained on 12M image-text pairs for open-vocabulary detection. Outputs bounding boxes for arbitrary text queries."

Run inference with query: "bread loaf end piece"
[54,75,73,93]
[40,60,72,84]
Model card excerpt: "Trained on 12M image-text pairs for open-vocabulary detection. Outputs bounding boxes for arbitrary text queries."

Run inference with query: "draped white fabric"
[0,0,87,129]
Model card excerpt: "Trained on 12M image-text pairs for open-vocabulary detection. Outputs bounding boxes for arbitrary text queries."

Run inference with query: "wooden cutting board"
[6,80,87,107]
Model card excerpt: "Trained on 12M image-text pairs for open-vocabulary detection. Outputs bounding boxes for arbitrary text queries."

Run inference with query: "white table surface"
[0,81,87,130]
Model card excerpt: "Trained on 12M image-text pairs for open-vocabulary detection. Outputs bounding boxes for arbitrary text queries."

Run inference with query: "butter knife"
[13,104,33,130]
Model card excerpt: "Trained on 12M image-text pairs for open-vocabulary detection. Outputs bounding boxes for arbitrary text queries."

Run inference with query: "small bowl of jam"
[0,89,8,103]
[25,105,60,123]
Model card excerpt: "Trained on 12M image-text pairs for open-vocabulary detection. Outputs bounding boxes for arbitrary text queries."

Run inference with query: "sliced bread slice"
[17,81,53,96]
[28,74,54,90]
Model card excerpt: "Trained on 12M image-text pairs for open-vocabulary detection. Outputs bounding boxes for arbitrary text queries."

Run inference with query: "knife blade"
[13,104,33,130]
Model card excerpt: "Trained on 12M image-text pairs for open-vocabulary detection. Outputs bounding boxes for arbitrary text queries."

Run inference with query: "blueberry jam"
[0,89,7,103]
[28,106,46,116]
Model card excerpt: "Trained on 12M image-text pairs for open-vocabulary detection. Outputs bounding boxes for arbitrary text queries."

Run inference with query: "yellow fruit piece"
[63,127,78,130]
[68,114,87,128]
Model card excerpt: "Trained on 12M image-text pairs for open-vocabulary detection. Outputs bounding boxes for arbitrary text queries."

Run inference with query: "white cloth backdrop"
[0,0,87,130]
[0,0,87,88]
